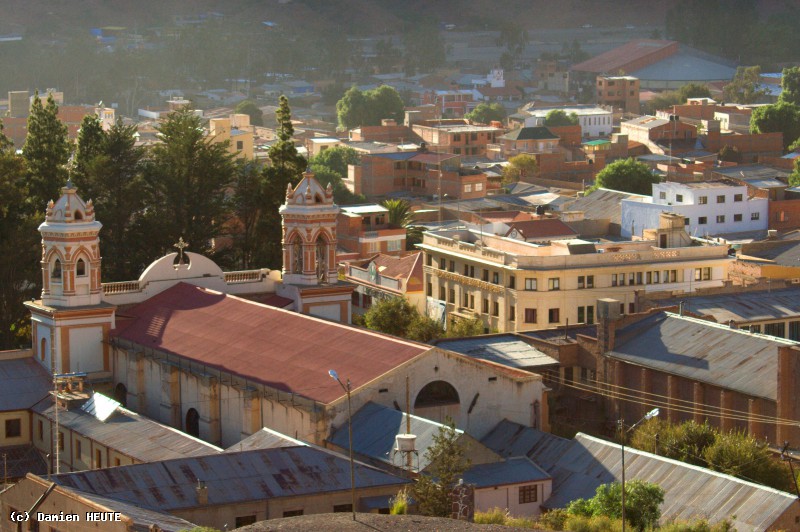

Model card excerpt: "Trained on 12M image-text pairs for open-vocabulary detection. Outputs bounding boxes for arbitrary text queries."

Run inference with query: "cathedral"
[20,171,546,449]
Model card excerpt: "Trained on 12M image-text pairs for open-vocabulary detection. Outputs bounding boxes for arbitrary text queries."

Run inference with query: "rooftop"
[110,283,428,404]
[609,312,799,401]
[656,287,800,324]
[0,355,52,412]
[740,241,800,267]
[561,188,648,226]
[571,40,677,74]
[340,204,389,215]
[630,51,736,82]
[711,164,791,181]
[500,126,559,141]
[462,456,550,488]
[434,335,559,369]
[506,219,578,241]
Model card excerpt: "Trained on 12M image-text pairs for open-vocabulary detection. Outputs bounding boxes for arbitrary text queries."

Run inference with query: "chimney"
[596,298,621,353]
[196,480,208,505]
[728,320,737,329]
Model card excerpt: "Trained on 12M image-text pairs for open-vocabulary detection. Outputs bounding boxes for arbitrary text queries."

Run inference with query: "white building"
[522,106,613,138]
[621,180,768,238]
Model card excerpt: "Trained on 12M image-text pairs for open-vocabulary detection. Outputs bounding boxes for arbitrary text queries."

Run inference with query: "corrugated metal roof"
[224,427,306,452]
[328,401,464,471]
[712,164,790,181]
[33,395,223,462]
[435,335,558,369]
[69,488,198,532]
[462,457,550,488]
[52,446,409,511]
[609,312,796,400]
[658,287,800,323]
[0,356,52,412]
[560,188,645,226]
[481,421,798,530]
[111,283,428,404]
[0,444,48,479]
[571,40,676,73]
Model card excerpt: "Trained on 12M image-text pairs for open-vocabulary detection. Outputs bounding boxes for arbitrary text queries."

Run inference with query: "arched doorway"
[185,408,200,437]
[113,383,128,408]
[414,380,461,424]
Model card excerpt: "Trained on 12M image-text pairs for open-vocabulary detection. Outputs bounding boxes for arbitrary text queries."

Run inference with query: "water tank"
[396,434,417,452]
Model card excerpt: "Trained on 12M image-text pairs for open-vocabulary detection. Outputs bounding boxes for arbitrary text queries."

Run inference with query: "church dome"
[285,169,333,206]
[45,180,96,224]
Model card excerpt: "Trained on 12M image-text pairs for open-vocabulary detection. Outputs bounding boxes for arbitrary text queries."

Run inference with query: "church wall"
[68,325,104,373]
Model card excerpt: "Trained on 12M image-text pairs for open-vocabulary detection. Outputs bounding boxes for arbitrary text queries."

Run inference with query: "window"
[586,275,594,288]
[492,272,499,284]
[716,195,726,203]
[387,239,401,252]
[38,419,43,441]
[548,308,560,323]
[492,301,499,317]
[476,183,483,191]
[694,267,711,281]
[684,218,690,225]
[452,133,461,142]
[510,306,516,322]
[653,271,660,283]
[5,418,21,438]
[463,264,469,276]
[636,272,642,285]
[439,258,446,269]
[427,283,432,297]
[462,293,469,307]
[76,259,86,276]
[734,213,742,222]
[426,254,433,267]
[51,259,62,279]
[483,269,489,282]
[236,140,244,150]
[283,510,304,518]
[519,485,538,504]
[611,274,617,287]
[646,271,652,284]
[509,276,516,289]
[629,302,635,314]
[716,215,725,223]
[698,216,707,225]
[734,194,743,202]
[525,278,537,291]
[439,286,445,301]
[333,504,353,514]
[587,305,594,324]
[698,196,707,205]
[659,191,666,200]
[670,269,677,282]
[578,306,585,323]
[75,439,82,459]
[236,516,257,527]
[628,273,635,285]
[675,194,683,202]
[577,276,585,289]
[58,432,64,451]
[448,260,455,272]
[453,147,461,154]
[469,265,475,278]
[469,295,475,309]
[367,241,380,253]
[482,298,489,314]
[752,212,760,220]
[448,289,455,304]
[525,308,537,323]
[114,458,121,467]
[464,184,472,193]
[618,273,626,286]
[548,278,560,291]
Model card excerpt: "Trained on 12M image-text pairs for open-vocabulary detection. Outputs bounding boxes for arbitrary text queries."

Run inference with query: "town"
[1,1,800,531]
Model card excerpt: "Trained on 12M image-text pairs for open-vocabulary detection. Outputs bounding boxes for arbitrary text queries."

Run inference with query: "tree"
[543,109,579,127]
[789,159,800,187]
[407,314,445,342]
[447,318,485,338]
[412,419,471,517]
[402,20,445,75]
[465,103,506,125]
[718,145,742,163]
[363,296,418,338]
[381,199,413,228]
[229,160,264,270]
[703,430,792,491]
[309,146,361,176]
[233,100,264,127]
[72,113,106,186]
[23,92,71,209]
[723,66,769,104]
[631,419,716,467]
[750,101,800,150]
[779,66,800,106]
[502,154,538,185]
[336,86,405,130]
[590,158,660,195]
[567,480,665,531]
[496,22,529,58]
[139,107,236,261]
[645,83,711,113]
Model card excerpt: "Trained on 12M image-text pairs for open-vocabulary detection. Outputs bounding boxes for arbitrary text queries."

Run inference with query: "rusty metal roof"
[110,282,428,404]
[33,395,223,462]
[0,444,48,479]
[224,427,306,452]
[66,488,198,532]
[51,446,409,511]
[482,421,799,530]
[0,355,52,412]
[608,312,797,401]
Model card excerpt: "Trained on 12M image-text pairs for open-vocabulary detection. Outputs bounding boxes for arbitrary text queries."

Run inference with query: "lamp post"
[329,369,356,520]
[619,408,659,532]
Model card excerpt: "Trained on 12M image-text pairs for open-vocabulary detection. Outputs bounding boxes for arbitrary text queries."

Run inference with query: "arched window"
[415,380,460,409]
[114,383,128,408]
[315,236,328,282]
[51,259,62,280]
[76,258,87,277]
[185,408,200,437]
[73,210,83,220]
[40,338,47,362]
[292,239,302,274]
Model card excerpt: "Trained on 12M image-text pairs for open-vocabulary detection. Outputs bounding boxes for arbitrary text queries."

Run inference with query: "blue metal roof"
[462,457,550,488]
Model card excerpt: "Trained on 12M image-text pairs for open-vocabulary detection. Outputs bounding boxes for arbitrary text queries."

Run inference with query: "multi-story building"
[420,89,477,118]
[337,204,406,260]
[410,119,504,157]
[596,76,640,114]
[621,180,768,238]
[519,106,614,138]
[418,213,731,333]
[208,113,254,159]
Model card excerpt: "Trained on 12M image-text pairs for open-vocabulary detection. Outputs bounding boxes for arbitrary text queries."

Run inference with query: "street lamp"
[329,369,356,520]
[619,407,659,532]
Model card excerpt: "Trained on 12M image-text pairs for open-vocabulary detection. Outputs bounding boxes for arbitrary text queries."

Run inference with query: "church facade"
[22,172,548,451]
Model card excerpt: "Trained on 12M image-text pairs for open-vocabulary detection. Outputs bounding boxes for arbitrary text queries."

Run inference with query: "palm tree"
[381,199,423,250]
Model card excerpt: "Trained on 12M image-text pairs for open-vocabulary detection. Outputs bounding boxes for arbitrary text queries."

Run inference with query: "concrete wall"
[0,410,30,447]
[475,480,552,518]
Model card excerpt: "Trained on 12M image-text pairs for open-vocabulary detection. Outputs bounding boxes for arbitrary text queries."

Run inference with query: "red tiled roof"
[372,252,422,280]
[260,294,294,308]
[479,211,530,223]
[506,219,578,240]
[571,40,676,73]
[110,283,427,403]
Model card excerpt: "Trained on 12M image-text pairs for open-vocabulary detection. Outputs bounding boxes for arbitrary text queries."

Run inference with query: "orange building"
[596,76,640,114]
[410,119,504,157]
[336,204,407,260]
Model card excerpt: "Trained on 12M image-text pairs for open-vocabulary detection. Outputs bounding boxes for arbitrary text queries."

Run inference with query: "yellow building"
[208,113,254,159]
[419,213,733,333]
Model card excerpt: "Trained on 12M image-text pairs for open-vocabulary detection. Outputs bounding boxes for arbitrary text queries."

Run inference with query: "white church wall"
[308,303,341,322]
[68,326,104,373]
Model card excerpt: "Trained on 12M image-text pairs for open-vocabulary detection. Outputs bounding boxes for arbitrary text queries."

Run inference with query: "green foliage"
[645,84,712,113]
[539,509,570,530]
[389,488,409,515]
[544,110,579,127]
[780,66,800,106]
[381,198,413,228]
[789,159,800,187]
[309,146,360,176]
[717,145,742,163]
[72,114,106,185]
[23,92,71,209]
[233,99,264,127]
[749,101,800,150]
[658,518,735,532]
[336,85,405,130]
[723,66,768,104]
[305,147,365,206]
[361,296,449,342]
[412,419,471,517]
[703,430,792,491]
[563,514,622,532]
[465,103,506,125]
[474,507,508,524]
[402,20,445,76]
[590,158,659,195]
[566,480,664,531]
[503,154,538,184]
[446,317,484,338]
[229,160,265,270]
